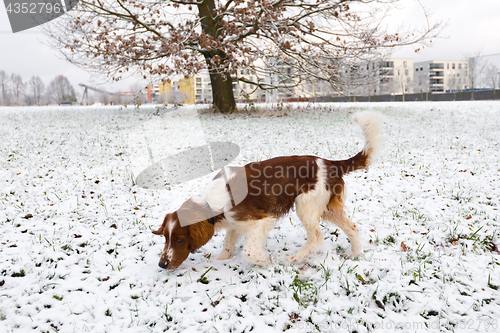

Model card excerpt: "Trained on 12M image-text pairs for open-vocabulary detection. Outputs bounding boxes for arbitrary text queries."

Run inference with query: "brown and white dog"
[153,112,382,270]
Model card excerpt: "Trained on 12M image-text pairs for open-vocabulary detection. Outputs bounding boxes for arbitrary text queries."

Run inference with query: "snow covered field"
[1,101,499,333]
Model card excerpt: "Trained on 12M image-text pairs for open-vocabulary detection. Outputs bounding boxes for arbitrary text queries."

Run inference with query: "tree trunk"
[198,0,237,113]
[205,56,237,113]
[471,75,475,101]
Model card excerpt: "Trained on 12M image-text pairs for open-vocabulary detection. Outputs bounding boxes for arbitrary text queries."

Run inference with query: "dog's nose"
[158,261,168,269]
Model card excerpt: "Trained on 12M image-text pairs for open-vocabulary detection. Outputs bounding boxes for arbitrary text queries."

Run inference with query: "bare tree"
[485,63,500,90]
[447,75,460,100]
[46,75,77,105]
[392,66,411,100]
[10,74,26,106]
[412,72,429,94]
[28,76,46,105]
[448,75,461,92]
[45,0,441,112]
[465,52,487,100]
[0,70,11,106]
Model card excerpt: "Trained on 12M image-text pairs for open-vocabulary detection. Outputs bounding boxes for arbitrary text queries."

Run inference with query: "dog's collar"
[199,197,216,226]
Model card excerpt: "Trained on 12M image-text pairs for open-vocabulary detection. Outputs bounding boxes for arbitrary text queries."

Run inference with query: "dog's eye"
[175,238,184,244]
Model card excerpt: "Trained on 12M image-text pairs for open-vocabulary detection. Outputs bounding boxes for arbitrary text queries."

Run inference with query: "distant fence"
[315,89,500,103]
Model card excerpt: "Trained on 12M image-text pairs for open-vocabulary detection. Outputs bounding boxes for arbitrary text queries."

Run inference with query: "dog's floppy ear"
[152,228,163,235]
[152,214,170,235]
[187,220,214,253]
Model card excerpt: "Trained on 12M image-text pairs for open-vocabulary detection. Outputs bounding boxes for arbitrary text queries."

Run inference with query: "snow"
[0,101,499,332]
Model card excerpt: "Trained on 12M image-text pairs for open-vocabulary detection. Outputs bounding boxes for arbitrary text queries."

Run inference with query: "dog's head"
[152,211,215,270]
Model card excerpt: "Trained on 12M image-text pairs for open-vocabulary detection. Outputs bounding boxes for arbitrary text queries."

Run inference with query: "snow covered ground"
[1,101,499,333]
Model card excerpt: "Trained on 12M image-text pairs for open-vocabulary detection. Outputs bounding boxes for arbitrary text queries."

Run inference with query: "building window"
[196,78,201,83]
[458,63,462,69]
[415,68,419,72]
[452,63,455,69]
[447,63,449,69]
[405,69,409,76]
[430,63,444,70]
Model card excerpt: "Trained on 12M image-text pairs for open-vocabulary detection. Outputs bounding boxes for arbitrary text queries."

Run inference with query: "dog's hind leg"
[322,196,361,257]
[217,228,243,260]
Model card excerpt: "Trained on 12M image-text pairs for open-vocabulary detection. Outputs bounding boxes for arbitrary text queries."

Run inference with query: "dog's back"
[238,111,383,218]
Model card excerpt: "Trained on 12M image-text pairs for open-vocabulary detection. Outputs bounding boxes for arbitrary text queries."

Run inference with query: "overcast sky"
[1,0,499,94]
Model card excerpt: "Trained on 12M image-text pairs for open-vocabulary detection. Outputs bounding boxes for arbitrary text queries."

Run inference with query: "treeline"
[0,71,77,106]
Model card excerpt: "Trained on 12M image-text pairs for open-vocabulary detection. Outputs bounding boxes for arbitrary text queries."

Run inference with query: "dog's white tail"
[332,112,383,175]
[352,111,383,168]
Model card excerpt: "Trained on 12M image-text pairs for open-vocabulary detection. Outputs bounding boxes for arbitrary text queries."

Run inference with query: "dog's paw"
[217,249,232,261]
[286,251,310,263]
[342,250,362,259]
[244,253,270,266]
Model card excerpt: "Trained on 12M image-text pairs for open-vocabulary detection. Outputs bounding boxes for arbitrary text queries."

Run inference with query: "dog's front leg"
[217,229,243,260]
[242,219,272,266]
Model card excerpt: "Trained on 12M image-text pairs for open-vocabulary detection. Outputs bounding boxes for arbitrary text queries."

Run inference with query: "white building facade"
[375,58,414,95]
[414,60,469,93]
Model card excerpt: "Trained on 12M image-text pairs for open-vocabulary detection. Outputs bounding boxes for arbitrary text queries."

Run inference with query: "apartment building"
[414,60,469,93]
[327,58,414,96]
[374,58,414,95]
[193,74,213,103]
